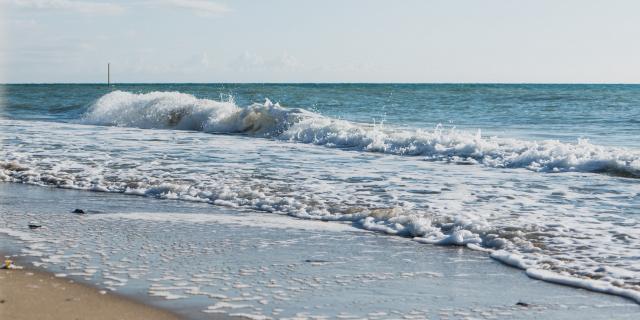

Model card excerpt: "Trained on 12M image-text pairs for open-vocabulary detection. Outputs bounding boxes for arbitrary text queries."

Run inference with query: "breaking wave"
[80,91,640,178]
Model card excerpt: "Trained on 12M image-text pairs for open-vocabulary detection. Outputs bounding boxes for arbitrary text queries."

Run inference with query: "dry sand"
[0,268,181,320]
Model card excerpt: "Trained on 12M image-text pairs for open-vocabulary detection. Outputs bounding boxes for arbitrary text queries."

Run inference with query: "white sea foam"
[2,91,640,305]
[93,212,362,233]
[526,269,640,304]
[80,90,312,136]
[80,91,640,177]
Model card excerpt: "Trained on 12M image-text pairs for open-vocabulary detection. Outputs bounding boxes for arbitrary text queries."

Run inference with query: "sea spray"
[81,91,640,178]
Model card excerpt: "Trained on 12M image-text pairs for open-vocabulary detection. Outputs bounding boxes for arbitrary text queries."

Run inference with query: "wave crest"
[81,91,640,178]
[81,90,312,135]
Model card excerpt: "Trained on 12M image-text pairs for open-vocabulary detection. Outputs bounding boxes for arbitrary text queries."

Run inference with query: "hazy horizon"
[3,81,640,85]
[2,0,640,84]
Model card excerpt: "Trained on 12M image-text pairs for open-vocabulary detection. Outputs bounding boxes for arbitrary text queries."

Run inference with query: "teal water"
[3,83,640,147]
[1,83,640,306]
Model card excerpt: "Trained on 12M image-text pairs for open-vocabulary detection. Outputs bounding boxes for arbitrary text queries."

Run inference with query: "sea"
[1,84,639,318]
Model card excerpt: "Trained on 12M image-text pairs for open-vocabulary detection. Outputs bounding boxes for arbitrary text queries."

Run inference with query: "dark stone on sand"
[72,209,85,214]
[28,224,42,229]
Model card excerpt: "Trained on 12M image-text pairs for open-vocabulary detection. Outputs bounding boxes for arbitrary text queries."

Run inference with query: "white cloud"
[230,51,303,72]
[231,51,265,71]
[267,53,302,70]
[161,0,230,17]
[7,18,38,28]
[4,0,232,17]
[0,8,5,84]
[180,52,213,70]
[9,0,126,15]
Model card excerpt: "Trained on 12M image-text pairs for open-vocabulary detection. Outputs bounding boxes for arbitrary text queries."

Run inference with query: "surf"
[80,90,640,178]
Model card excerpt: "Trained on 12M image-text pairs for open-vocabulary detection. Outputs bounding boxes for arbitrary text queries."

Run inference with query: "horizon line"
[2,82,640,85]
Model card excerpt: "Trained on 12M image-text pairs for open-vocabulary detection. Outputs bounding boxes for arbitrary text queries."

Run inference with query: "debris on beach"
[516,301,531,307]
[72,208,86,214]
[27,223,42,229]
[1,259,22,269]
[304,259,330,263]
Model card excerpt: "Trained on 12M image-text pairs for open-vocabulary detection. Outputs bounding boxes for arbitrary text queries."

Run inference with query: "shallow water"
[1,84,639,305]
[2,183,638,319]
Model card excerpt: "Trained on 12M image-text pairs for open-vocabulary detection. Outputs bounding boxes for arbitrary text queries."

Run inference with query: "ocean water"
[1,84,640,305]
[3,183,639,320]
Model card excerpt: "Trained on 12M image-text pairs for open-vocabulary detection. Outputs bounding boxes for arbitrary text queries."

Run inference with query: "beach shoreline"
[1,251,249,320]
[1,182,639,319]
[0,265,182,320]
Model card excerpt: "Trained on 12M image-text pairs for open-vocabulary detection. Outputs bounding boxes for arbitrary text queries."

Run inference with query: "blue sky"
[1,0,639,83]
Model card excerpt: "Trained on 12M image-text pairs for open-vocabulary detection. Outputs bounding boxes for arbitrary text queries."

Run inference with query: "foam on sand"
[93,212,362,233]
[526,269,640,304]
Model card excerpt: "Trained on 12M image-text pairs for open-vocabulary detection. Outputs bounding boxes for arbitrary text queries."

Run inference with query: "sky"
[1,0,640,83]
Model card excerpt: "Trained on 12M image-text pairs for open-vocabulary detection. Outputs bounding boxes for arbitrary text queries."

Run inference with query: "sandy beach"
[0,267,181,320]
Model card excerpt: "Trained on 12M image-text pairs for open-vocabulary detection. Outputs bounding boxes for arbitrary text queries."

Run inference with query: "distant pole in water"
[107,63,110,86]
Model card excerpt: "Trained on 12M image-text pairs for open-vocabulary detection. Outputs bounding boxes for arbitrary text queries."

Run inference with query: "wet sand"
[0,268,181,320]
